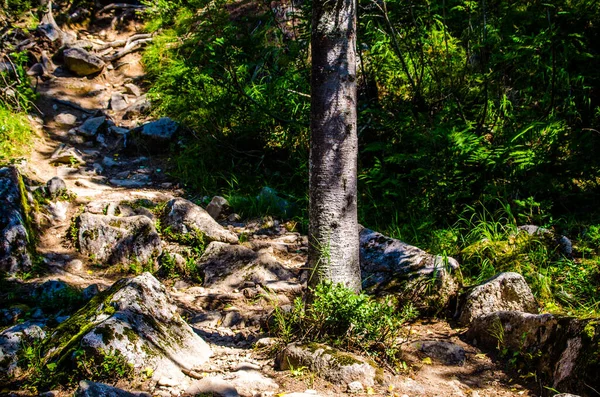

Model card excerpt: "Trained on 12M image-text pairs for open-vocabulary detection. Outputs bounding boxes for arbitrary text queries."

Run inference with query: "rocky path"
[0,5,555,397]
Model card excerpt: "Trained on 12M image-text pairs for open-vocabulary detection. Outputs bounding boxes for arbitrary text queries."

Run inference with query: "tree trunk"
[308,0,361,292]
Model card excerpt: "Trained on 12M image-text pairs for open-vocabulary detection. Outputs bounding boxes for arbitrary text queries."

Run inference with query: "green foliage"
[0,51,37,164]
[140,0,600,319]
[456,202,600,316]
[271,282,418,364]
[1,0,33,18]
[0,106,34,164]
[73,348,134,382]
[141,0,309,201]
[20,343,133,392]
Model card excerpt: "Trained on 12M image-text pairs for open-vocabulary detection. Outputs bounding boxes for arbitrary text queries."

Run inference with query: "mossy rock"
[359,227,460,313]
[466,311,600,395]
[38,273,211,385]
[276,342,379,386]
[0,166,35,274]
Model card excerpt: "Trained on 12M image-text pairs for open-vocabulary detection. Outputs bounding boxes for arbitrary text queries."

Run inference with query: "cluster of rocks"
[456,272,599,395]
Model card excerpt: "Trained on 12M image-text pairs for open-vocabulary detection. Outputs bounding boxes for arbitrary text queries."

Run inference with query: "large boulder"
[198,242,297,292]
[63,47,105,76]
[42,273,212,383]
[78,213,162,266]
[0,167,33,274]
[359,227,460,312]
[458,272,538,325]
[276,343,380,387]
[0,321,46,378]
[466,311,600,395]
[164,198,238,244]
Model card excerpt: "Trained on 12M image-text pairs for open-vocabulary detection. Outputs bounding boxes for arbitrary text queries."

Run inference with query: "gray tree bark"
[308,0,361,292]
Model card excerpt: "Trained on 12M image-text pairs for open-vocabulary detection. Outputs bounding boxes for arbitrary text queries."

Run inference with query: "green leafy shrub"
[271,282,418,364]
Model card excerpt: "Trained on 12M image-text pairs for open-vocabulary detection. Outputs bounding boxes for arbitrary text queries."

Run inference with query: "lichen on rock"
[40,273,211,384]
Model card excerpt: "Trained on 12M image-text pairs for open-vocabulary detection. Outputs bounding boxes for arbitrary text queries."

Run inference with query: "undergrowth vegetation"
[0,50,37,164]
[141,0,600,317]
[271,282,418,366]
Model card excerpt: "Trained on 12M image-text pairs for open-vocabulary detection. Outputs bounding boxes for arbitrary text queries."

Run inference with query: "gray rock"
[63,47,105,76]
[198,242,295,291]
[110,126,129,136]
[109,174,150,188]
[65,259,84,273]
[123,96,151,120]
[46,200,69,222]
[45,273,212,383]
[206,196,229,220]
[37,22,61,42]
[228,369,279,396]
[466,311,600,394]
[0,167,33,274]
[408,340,466,365]
[185,377,240,397]
[222,311,243,328]
[110,93,129,111]
[347,381,364,393]
[140,118,179,140]
[46,176,67,198]
[276,343,378,386]
[55,112,77,127]
[124,83,141,97]
[77,116,106,137]
[130,117,178,152]
[75,380,151,397]
[359,227,460,312]
[164,198,238,244]
[78,213,162,266]
[50,146,84,165]
[459,272,538,325]
[0,321,46,377]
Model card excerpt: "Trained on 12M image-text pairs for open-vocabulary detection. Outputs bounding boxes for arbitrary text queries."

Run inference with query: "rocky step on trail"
[1,2,598,397]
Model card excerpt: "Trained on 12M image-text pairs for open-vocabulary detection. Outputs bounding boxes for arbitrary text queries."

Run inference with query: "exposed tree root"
[98,3,147,14]
[102,37,153,62]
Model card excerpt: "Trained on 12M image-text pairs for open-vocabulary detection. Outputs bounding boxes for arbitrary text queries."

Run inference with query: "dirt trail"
[8,7,541,397]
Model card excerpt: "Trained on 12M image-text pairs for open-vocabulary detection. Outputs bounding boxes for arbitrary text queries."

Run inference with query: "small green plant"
[73,348,134,382]
[270,281,417,365]
[159,252,179,279]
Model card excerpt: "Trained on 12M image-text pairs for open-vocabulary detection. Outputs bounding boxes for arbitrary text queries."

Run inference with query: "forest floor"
[2,9,543,397]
